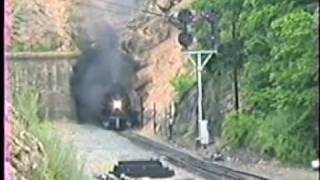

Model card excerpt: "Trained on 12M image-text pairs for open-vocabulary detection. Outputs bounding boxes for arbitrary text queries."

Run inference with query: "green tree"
[193,0,247,114]
[193,0,318,164]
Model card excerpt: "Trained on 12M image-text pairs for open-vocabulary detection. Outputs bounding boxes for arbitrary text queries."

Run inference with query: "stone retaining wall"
[9,52,81,120]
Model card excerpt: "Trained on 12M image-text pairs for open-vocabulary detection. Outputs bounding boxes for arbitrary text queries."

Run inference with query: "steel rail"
[119,131,269,180]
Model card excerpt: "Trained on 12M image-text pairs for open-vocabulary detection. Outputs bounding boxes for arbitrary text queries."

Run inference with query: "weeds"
[13,87,89,180]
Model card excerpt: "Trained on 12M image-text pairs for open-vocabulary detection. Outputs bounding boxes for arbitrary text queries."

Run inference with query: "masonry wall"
[10,52,80,121]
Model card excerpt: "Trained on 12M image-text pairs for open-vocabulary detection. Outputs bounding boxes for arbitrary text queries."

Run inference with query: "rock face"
[121,0,198,136]
[122,16,171,61]
[12,0,77,51]
[11,120,47,180]
[174,76,235,141]
[122,0,185,107]
[123,0,238,142]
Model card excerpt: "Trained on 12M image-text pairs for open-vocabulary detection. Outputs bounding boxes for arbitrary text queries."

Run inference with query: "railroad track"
[119,131,269,180]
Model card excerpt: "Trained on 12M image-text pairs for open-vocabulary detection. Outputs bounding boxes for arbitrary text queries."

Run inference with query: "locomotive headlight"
[113,100,122,110]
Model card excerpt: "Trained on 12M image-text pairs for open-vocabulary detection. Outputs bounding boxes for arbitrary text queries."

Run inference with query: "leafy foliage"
[194,0,318,165]
[13,88,89,180]
[222,114,259,148]
[252,109,316,165]
[171,71,196,102]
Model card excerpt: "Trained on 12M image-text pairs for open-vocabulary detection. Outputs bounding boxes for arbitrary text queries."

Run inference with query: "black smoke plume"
[70,25,137,124]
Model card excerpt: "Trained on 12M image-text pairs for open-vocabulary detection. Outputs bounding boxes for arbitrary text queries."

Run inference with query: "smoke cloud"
[70,0,147,124]
[70,25,137,124]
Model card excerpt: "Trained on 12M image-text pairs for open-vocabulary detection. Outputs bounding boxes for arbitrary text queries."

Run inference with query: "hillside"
[129,0,319,179]
[12,0,77,52]
[6,0,88,180]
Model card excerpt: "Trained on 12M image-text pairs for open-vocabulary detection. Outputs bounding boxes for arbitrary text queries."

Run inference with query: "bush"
[222,113,259,148]
[13,87,89,180]
[171,72,196,102]
[252,109,316,165]
[223,110,317,165]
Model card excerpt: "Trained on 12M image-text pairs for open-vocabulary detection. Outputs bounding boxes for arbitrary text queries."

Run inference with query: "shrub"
[222,113,259,148]
[171,72,196,102]
[223,110,316,165]
[252,109,316,165]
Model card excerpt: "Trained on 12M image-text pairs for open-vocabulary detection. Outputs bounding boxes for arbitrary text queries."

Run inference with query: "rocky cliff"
[122,0,239,142]
[173,76,235,144]
[12,0,77,51]
[121,0,197,136]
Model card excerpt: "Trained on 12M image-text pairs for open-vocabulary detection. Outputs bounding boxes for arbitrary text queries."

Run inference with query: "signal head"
[178,32,194,49]
[177,9,194,25]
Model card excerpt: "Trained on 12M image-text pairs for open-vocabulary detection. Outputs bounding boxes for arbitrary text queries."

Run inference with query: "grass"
[13,87,90,180]
[10,41,60,52]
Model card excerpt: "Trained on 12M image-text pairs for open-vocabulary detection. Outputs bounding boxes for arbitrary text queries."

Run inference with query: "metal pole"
[140,96,144,128]
[184,50,216,146]
[153,103,157,134]
[197,53,203,138]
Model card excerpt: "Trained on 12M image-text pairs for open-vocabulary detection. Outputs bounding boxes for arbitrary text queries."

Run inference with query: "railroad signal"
[175,9,221,147]
[204,11,219,49]
[178,32,194,50]
[184,50,217,147]
[207,35,216,50]
[175,9,220,50]
[176,9,196,49]
[177,9,194,25]
[203,11,218,23]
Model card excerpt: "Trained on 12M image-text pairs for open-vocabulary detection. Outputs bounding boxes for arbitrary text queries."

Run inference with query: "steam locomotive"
[100,84,139,130]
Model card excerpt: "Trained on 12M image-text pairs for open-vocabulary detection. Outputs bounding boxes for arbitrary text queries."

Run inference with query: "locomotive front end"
[101,86,133,130]
[112,99,122,111]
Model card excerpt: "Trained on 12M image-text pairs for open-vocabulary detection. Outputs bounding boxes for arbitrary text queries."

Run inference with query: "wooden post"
[153,103,157,134]
[165,105,168,138]
[140,96,144,128]
[168,102,175,140]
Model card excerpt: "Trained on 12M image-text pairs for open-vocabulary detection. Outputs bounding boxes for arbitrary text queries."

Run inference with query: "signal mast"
[176,9,219,147]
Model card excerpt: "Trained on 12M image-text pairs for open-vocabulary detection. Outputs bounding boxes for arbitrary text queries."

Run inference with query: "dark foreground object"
[95,160,175,180]
[119,132,269,180]
[112,160,175,178]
